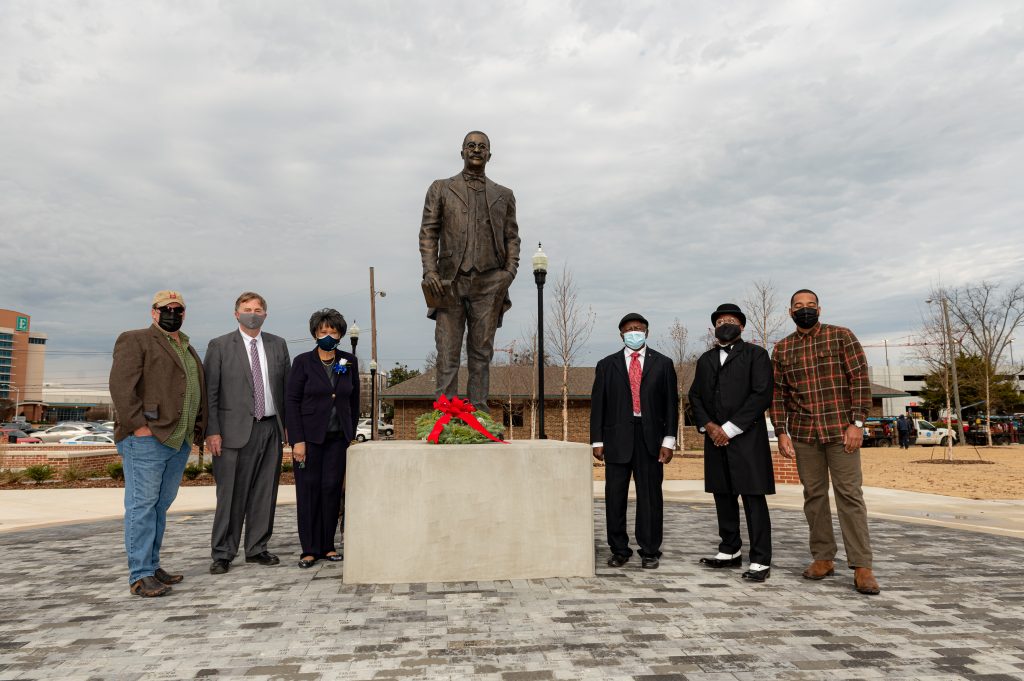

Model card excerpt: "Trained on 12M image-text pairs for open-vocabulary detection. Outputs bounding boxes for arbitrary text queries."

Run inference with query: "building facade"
[0,309,47,421]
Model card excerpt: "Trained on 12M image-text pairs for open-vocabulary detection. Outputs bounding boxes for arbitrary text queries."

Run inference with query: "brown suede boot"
[802,559,835,580]
[130,576,170,597]
[154,567,183,585]
[853,567,881,595]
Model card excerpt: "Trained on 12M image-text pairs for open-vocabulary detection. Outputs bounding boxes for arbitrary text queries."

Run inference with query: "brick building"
[0,308,47,422]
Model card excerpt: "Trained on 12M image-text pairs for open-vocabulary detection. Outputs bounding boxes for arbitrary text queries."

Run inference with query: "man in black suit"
[591,313,679,569]
[689,304,775,582]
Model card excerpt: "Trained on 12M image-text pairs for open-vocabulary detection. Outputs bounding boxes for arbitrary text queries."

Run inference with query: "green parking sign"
[15,317,28,332]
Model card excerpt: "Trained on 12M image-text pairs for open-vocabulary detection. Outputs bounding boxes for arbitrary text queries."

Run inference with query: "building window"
[28,337,46,345]
[502,403,525,428]
[902,375,925,382]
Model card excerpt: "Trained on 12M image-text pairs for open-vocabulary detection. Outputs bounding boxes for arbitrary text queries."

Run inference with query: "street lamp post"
[349,322,360,357]
[532,243,548,439]
[370,359,378,441]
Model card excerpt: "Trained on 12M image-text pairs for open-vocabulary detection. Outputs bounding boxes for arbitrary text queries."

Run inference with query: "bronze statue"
[419,131,521,408]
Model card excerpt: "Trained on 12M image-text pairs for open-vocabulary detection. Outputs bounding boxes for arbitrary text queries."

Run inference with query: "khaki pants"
[793,440,873,568]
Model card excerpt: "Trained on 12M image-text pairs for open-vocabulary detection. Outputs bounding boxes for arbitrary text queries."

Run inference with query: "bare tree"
[742,278,788,350]
[423,350,437,373]
[662,319,693,451]
[546,267,596,440]
[915,289,958,460]
[947,281,1024,446]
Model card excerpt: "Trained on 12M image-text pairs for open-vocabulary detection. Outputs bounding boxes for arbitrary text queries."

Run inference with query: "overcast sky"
[3,1,1023,391]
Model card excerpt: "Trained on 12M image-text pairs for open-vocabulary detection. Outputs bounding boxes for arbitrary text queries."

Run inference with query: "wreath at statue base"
[414,395,507,444]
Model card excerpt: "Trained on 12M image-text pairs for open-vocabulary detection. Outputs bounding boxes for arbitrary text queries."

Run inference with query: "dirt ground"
[593,446,1024,500]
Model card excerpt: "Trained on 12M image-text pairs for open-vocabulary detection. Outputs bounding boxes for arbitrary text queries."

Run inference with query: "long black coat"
[688,340,775,495]
[285,350,359,446]
[590,347,679,464]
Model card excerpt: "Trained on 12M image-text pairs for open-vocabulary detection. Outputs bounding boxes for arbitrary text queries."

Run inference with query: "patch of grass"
[106,461,124,481]
[182,463,203,480]
[202,461,214,475]
[61,466,88,482]
[0,469,24,485]
[23,464,55,483]
[281,460,293,473]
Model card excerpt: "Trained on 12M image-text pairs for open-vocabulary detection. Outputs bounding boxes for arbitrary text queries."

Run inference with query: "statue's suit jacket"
[418,173,521,324]
[204,330,290,449]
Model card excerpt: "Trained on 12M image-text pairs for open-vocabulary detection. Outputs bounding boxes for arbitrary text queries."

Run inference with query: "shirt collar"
[238,327,262,344]
[154,323,189,347]
[623,345,647,359]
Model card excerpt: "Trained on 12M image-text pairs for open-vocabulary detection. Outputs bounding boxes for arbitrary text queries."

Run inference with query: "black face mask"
[714,323,741,344]
[157,307,184,333]
[793,307,819,330]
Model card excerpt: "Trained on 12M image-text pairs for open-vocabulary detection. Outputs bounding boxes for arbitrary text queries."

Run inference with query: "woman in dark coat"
[688,303,775,582]
[285,308,359,568]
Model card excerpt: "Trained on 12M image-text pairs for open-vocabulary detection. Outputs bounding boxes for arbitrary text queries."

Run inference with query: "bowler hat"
[618,312,649,330]
[711,303,745,327]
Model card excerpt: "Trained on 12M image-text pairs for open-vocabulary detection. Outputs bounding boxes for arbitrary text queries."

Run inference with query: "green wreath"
[414,408,506,444]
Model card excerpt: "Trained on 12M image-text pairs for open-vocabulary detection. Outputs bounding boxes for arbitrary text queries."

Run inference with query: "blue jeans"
[117,435,191,584]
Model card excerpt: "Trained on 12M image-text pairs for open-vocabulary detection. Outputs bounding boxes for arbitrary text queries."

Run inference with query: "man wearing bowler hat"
[591,313,678,569]
[689,304,775,582]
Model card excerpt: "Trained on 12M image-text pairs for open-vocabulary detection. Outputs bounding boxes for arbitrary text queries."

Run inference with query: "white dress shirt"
[592,345,677,450]
[717,345,741,439]
[239,327,277,417]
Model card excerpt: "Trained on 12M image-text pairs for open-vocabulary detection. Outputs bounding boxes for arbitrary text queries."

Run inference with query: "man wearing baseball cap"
[109,290,207,597]
[590,312,679,569]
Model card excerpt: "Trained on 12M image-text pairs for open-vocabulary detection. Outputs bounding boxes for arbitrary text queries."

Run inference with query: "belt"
[254,415,275,422]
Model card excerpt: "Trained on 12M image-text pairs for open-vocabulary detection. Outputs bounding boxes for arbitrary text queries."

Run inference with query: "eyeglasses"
[155,306,184,314]
[714,318,741,327]
[463,142,489,151]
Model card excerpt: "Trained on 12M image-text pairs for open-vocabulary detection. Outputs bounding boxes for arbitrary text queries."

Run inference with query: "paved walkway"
[3,482,1023,539]
[1,496,1023,679]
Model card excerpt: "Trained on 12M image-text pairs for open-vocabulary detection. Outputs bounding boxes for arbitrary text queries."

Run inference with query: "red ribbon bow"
[427,395,508,444]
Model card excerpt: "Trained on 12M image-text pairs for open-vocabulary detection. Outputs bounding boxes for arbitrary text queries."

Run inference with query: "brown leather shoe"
[802,559,835,580]
[154,567,183,585]
[853,567,881,595]
[130,576,170,597]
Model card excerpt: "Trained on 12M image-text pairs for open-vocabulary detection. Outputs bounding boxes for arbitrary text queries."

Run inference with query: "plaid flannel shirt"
[769,323,871,444]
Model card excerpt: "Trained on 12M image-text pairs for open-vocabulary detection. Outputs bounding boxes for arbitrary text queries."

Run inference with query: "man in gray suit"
[419,130,521,408]
[204,292,290,574]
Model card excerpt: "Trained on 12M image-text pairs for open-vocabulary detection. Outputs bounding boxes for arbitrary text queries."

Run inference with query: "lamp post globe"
[349,322,360,356]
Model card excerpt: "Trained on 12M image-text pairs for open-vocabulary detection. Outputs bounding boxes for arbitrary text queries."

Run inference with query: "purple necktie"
[251,338,265,420]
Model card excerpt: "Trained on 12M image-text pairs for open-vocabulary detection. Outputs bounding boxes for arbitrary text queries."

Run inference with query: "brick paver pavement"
[1,502,1022,680]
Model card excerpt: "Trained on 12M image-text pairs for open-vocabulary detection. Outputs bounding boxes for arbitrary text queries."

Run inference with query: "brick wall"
[771,451,801,485]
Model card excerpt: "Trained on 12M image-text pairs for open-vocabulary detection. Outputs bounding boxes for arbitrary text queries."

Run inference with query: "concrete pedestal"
[343,439,594,584]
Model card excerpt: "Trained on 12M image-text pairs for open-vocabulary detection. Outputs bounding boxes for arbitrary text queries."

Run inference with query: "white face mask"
[623,331,646,350]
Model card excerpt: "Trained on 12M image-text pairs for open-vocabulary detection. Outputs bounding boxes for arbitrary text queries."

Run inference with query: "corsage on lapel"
[332,358,349,375]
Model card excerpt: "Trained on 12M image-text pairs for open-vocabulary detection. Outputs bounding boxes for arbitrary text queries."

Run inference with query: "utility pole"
[494,341,517,440]
[369,267,380,441]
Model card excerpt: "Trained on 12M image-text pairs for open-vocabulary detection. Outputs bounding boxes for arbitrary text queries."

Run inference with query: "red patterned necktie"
[629,351,642,414]
[251,338,266,420]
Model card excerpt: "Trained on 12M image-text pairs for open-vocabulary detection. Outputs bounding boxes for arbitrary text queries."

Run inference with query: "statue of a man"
[419,131,521,408]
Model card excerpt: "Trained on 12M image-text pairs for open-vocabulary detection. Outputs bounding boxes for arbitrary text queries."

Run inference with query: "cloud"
[2,0,1022,384]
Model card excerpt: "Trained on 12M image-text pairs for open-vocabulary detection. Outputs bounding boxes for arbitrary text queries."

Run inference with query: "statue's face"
[461,132,491,172]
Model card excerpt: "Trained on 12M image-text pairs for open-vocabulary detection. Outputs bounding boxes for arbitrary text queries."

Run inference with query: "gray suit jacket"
[204,329,290,449]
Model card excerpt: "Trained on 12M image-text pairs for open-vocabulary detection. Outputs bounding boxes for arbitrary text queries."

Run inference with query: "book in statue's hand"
[421,278,456,309]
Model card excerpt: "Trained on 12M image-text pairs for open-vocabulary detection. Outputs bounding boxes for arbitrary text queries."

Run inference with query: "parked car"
[0,427,42,444]
[2,422,40,434]
[59,433,117,445]
[355,419,394,442]
[34,424,95,443]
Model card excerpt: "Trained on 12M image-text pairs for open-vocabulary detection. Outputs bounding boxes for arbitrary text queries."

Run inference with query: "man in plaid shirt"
[770,289,881,595]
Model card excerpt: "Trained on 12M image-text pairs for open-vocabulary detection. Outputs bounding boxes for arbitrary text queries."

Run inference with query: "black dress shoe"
[699,555,742,568]
[742,567,771,582]
[607,554,630,568]
[297,556,317,569]
[325,552,344,562]
[641,556,660,569]
[130,575,170,597]
[245,551,280,566]
[209,559,230,575]
[154,567,183,585]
